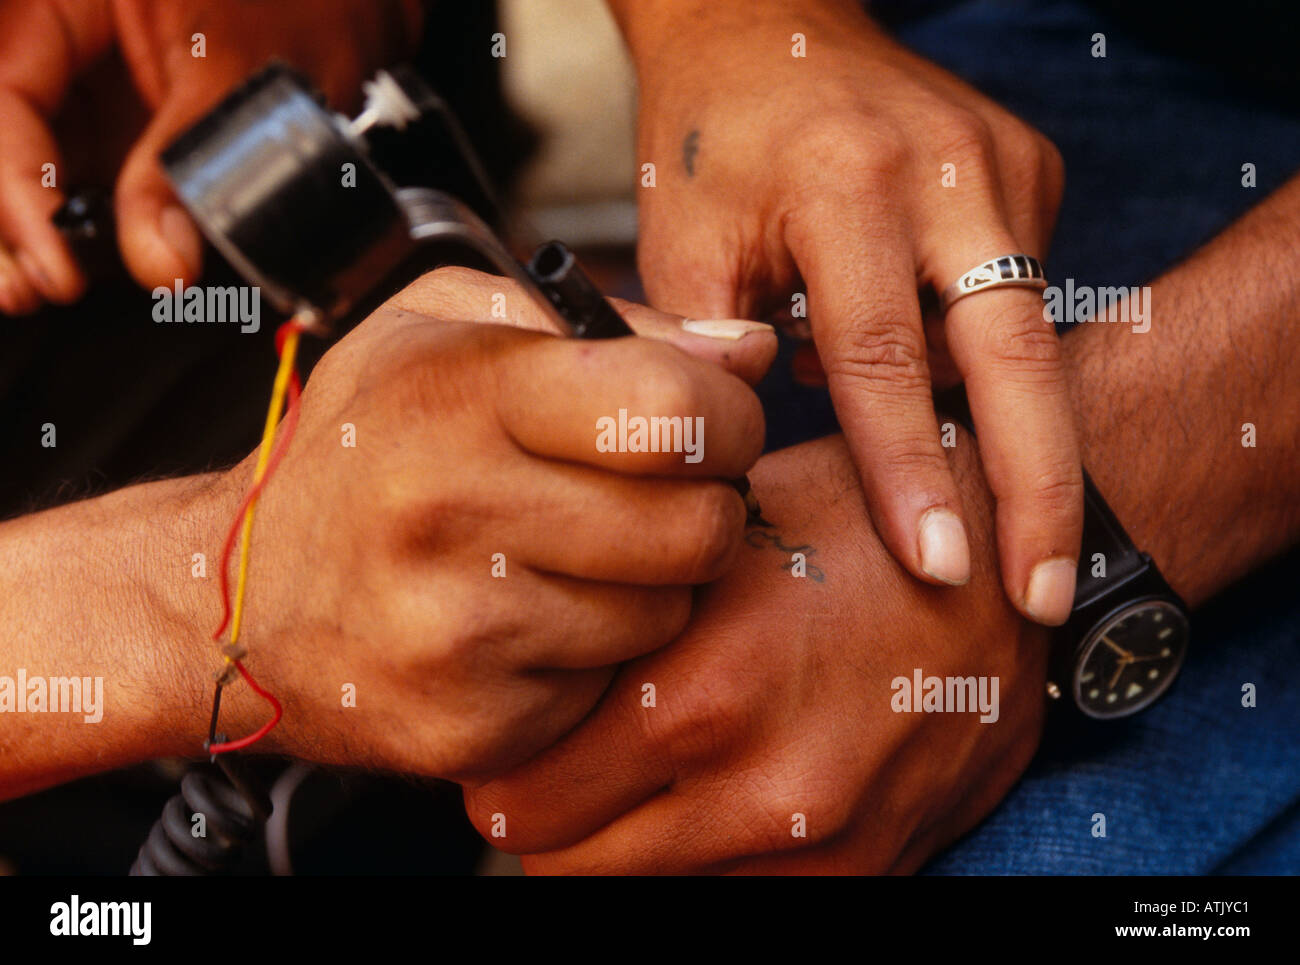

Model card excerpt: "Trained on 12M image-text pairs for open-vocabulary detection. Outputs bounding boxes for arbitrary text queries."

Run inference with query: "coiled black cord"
[131,678,275,875]
[131,765,266,875]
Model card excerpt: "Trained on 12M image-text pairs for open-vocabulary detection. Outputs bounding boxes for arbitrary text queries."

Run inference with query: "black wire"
[133,677,275,874]
[206,681,224,749]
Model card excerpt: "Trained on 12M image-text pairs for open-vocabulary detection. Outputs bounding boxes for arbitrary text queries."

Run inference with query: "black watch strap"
[1074,469,1145,607]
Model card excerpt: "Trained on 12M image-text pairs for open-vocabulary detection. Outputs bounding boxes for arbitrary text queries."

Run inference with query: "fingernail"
[681,318,774,340]
[1024,557,1077,626]
[918,508,970,586]
[159,206,202,277]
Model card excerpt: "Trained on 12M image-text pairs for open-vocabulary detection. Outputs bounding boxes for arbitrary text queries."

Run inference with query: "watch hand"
[1108,656,1131,690]
[1100,635,1134,660]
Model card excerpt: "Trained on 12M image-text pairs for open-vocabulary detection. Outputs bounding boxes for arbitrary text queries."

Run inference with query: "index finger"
[787,206,972,587]
[493,323,767,480]
[385,265,778,385]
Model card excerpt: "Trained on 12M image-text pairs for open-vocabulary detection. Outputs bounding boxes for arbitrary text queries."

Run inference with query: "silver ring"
[940,254,1047,312]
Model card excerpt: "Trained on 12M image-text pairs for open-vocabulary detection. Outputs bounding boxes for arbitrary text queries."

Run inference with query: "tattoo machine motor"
[159,62,629,338]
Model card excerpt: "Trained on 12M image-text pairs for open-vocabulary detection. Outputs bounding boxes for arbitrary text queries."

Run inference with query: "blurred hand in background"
[0,0,422,314]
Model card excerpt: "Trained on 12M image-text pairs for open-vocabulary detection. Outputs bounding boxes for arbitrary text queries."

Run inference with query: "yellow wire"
[227,325,302,651]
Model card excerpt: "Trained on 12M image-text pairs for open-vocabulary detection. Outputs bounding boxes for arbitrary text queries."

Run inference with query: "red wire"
[208,319,303,755]
[208,660,284,754]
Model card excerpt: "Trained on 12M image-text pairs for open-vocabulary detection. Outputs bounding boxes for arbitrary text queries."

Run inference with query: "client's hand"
[463,430,1049,871]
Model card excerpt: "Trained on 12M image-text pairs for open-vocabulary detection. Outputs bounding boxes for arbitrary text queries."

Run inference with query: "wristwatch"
[938,394,1190,718]
[1049,470,1189,719]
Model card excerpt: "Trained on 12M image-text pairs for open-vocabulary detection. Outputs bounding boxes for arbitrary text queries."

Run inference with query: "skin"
[608,0,1083,625]
[461,175,1300,873]
[0,0,422,311]
[1,2,1295,875]
[7,0,1081,625]
[2,167,1297,864]
[0,268,777,799]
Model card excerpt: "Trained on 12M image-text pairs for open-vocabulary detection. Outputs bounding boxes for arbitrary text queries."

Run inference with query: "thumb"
[114,83,210,291]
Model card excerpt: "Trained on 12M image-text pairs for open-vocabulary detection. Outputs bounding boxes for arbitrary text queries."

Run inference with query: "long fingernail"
[918,508,970,586]
[681,318,774,340]
[1024,557,1077,625]
[159,206,202,277]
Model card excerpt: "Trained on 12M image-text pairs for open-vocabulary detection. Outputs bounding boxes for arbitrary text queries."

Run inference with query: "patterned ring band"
[940,254,1048,312]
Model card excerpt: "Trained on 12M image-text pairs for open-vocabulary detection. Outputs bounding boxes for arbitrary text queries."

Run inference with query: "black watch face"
[1074,599,1189,719]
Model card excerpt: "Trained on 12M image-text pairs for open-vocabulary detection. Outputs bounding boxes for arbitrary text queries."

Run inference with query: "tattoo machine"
[158,62,765,512]
[159,63,620,336]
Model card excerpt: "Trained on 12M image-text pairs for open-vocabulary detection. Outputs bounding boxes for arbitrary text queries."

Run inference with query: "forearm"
[1062,174,1300,607]
[0,473,237,799]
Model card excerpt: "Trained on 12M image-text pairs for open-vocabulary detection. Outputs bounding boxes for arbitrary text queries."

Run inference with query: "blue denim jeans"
[760,0,1300,873]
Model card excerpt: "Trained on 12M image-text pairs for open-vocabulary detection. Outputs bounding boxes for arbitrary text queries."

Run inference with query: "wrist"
[0,472,241,798]
[83,474,245,754]
[1062,287,1299,609]
[140,472,249,749]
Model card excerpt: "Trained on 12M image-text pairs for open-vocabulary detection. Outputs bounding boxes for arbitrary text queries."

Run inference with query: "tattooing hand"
[0,266,774,799]
[0,0,421,313]
[610,0,1083,625]
[193,268,768,782]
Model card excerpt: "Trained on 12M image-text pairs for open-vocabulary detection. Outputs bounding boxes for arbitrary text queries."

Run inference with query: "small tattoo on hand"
[683,129,700,177]
[744,528,826,582]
